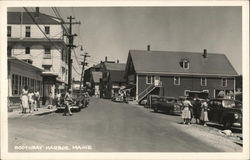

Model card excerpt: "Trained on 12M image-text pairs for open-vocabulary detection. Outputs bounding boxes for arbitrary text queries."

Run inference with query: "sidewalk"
[8,105,57,118]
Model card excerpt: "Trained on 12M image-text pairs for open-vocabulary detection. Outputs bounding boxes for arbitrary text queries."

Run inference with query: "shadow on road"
[149,110,181,116]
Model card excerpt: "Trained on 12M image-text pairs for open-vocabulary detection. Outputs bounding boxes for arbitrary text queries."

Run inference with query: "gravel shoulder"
[171,122,242,152]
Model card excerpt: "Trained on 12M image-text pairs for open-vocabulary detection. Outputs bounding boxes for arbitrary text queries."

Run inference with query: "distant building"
[90,71,103,97]
[124,46,238,103]
[7,8,68,103]
[100,61,126,99]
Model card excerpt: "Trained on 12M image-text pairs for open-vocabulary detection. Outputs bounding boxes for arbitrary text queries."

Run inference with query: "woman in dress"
[28,89,35,113]
[181,98,192,125]
[21,86,29,114]
[200,100,209,126]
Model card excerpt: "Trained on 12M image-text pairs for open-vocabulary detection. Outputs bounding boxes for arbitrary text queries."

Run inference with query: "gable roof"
[91,71,102,83]
[104,62,126,71]
[127,50,238,76]
[8,12,60,24]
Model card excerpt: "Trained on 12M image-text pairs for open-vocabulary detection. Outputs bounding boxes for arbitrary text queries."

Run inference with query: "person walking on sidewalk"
[28,89,35,113]
[48,92,54,109]
[200,100,209,126]
[63,89,73,116]
[34,90,40,109]
[21,86,29,114]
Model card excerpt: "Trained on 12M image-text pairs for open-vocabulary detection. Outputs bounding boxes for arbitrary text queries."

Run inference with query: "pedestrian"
[123,91,127,103]
[187,97,194,123]
[55,91,61,107]
[63,89,73,116]
[20,86,29,114]
[193,96,202,124]
[200,100,209,126]
[34,90,40,108]
[181,98,192,125]
[48,92,54,109]
[28,89,35,113]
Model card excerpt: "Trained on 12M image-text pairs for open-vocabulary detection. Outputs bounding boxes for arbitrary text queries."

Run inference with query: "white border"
[0,1,249,160]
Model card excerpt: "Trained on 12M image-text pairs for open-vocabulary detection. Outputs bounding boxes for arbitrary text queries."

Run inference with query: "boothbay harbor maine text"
[6,6,244,153]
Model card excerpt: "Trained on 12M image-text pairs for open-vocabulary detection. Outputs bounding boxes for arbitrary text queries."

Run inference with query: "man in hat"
[63,88,73,116]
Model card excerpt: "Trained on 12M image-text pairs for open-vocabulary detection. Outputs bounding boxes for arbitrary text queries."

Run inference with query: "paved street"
[9,97,225,152]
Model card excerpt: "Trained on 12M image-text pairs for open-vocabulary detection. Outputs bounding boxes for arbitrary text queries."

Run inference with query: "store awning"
[120,84,135,91]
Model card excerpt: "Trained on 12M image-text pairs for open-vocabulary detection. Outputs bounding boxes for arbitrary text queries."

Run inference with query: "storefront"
[8,57,43,107]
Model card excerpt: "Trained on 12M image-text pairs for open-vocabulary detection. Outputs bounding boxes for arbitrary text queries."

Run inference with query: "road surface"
[9,97,222,152]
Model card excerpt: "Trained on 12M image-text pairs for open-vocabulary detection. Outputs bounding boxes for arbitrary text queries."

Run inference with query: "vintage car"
[56,98,81,112]
[208,98,242,129]
[152,96,182,115]
[111,94,124,102]
[56,91,90,111]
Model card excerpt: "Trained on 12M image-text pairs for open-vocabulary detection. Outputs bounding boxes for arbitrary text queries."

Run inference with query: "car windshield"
[222,100,236,108]
[166,99,176,103]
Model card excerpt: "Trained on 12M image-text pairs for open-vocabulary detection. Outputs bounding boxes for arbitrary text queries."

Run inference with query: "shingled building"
[124,47,238,103]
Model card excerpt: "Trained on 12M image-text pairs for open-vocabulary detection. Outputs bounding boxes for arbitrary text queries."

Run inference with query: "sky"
[8,7,242,80]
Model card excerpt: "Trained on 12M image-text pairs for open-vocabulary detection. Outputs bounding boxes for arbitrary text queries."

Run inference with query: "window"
[25,26,31,37]
[45,47,51,54]
[222,78,227,87]
[201,77,207,86]
[174,76,180,85]
[7,47,12,57]
[31,79,35,90]
[61,49,64,60]
[25,47,30,54]
[45,26,50,34]
[43,65,51,71]
[12,74,20,95]
[146,75,153,84]
[183,61,189,69]
[7,26,11,37]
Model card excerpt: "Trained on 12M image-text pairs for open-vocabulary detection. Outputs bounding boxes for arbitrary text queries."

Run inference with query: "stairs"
[138,81,162,103]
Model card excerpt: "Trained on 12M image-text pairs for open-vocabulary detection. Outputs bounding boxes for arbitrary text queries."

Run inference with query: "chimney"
[105,56,108,62]
[147,45,151,51]
[35,7,40,17]
[117,59,119,63]
[203,49,207,58]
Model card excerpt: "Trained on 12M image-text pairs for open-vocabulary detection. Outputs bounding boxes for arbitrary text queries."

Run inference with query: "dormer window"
[180,58,190,69]
[183,60,189,69]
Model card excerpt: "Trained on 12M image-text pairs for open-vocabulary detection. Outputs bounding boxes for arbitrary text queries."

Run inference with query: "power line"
[72,64,81,75]
[23,7,67,72]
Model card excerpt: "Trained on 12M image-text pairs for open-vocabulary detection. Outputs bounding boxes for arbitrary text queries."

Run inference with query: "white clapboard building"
[7,8,68,105]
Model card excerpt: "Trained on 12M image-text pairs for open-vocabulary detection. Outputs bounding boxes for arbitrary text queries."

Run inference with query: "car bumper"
[232,122,242,128]
[57,106,80,110]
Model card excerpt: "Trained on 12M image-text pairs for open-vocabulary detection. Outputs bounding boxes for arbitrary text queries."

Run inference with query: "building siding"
[137,74,235,99]
[8,24,63,39]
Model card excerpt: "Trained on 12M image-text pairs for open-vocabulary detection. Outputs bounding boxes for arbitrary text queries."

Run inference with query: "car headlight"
[234,113,239,119]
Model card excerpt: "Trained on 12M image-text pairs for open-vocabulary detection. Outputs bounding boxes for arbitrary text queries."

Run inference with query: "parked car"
[208,98,242,129]
[112,94,124,102]
[152,96,182,115]
[56,98,81,112]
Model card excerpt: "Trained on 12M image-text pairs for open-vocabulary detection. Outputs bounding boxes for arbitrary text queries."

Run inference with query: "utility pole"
[79,52,90,94]
[65,16,80,90]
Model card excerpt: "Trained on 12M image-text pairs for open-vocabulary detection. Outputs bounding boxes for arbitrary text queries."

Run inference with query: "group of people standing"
[181,96,209,126]
[20,86,40,114]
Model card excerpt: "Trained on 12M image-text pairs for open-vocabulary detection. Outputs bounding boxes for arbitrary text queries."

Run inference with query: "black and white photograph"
[0,1,249,160]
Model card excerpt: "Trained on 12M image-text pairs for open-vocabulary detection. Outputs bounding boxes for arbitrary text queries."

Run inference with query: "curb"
[8,108,57,118]
[34,109,57,116]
